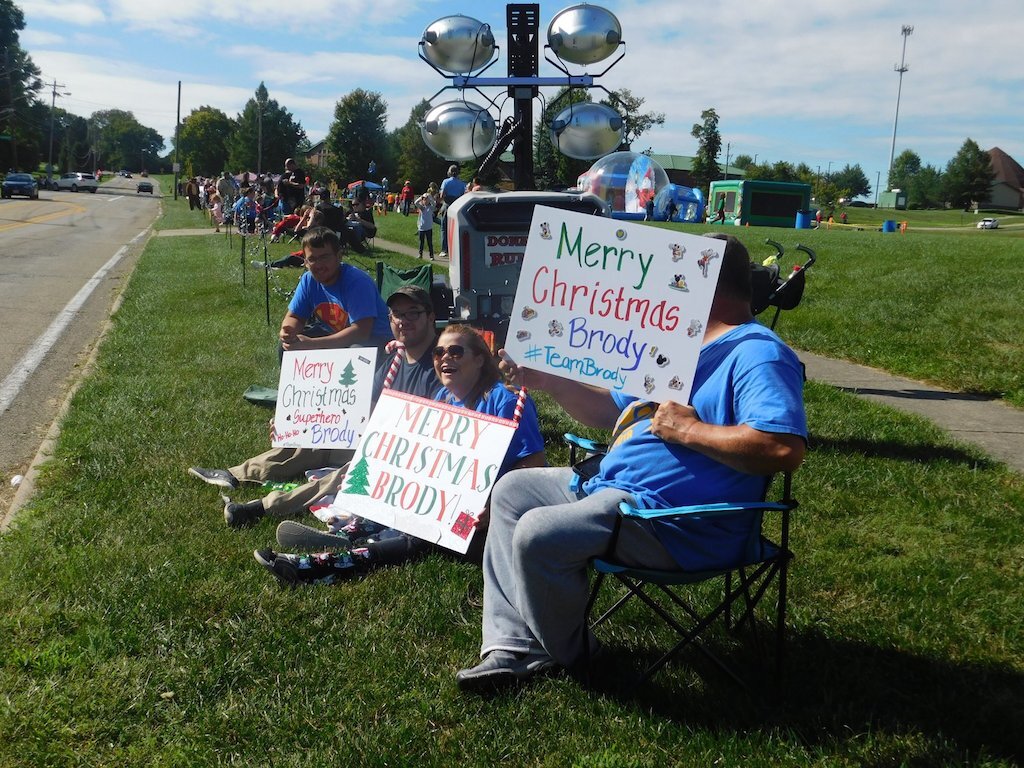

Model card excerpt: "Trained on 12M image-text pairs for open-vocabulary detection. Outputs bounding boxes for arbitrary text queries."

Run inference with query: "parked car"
[54,172,98,193]
[977,217,999,230]
[136,180,154,194]
[1,172,39,199]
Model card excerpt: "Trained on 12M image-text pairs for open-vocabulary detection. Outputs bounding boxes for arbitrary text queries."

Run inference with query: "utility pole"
[46,79,68,186]
[887,25,913,189]
[3,47,17,169]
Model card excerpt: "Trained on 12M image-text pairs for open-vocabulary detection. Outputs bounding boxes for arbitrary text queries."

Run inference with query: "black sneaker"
[253,548,359,587]
[188,467,239,489]
[224,498,265,528]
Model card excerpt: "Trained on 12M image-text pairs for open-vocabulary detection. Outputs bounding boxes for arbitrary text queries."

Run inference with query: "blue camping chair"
[568,434,798,689]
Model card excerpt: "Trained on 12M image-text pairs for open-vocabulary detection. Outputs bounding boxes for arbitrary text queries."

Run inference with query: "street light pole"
[887,24,913,189]
[874,170,880,207]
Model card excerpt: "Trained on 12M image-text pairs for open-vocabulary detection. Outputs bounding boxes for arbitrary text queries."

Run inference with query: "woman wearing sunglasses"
[256,324,547,584]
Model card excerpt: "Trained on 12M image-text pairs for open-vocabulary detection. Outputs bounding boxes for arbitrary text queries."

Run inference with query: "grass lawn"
[0,194,1022,766]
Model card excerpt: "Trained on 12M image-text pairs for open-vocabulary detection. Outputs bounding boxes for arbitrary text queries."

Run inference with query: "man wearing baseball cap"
[188,285,441,525]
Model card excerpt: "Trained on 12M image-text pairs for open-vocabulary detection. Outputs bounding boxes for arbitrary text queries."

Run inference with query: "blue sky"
[18,0,1024,196]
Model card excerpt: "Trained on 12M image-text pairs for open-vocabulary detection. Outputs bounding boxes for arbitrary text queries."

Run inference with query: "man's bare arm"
[650,401,805,476]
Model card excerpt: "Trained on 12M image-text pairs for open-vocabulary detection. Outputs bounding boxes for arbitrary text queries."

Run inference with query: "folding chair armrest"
[617,499,795,521]
[563,433,608,454]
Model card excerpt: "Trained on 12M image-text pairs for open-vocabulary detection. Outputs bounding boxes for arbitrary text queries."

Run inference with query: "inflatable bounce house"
[575,151,704,223]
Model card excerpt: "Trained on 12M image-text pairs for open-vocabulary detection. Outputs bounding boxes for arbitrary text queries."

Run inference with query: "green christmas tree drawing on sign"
[342,456,371,496]
[337,361,357,386]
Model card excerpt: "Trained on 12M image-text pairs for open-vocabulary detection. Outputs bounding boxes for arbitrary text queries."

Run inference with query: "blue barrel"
[882,219,897,233]
[795,210,812,229]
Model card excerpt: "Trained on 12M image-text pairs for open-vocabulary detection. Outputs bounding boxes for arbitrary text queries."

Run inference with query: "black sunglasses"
[432,344,466,360]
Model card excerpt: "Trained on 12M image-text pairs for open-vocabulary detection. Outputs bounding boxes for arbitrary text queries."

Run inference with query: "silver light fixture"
[547,4,622,65]
[551,102,624,160]
[421,100,498,161]
[421,15,496,74]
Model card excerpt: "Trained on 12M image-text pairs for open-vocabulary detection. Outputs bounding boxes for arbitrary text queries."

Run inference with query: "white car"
[54,172,98,193]
[977,217,999,230]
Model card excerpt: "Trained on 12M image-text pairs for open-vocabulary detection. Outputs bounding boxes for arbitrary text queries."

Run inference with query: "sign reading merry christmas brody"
[273,348,377,450]
[503,206,725,404]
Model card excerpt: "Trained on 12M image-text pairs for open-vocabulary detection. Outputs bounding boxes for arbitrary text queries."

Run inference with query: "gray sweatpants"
[480,467,679,667]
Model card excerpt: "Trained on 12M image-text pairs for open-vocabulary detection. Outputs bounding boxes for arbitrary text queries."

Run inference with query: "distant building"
[304,140,329,170]
[984,147,1024,211]
[648,153,745,189]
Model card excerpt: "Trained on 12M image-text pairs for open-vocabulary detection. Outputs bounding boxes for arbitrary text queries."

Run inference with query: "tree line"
[689,108,996,211]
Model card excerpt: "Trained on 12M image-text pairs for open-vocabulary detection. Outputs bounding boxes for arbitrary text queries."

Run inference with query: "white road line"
[107,196,124,202]
[0,229,149,414]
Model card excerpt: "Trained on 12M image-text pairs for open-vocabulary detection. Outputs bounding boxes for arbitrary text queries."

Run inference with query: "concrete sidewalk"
[801,351,1024,474]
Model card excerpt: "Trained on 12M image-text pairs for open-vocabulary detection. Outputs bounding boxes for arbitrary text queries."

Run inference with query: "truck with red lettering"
[444,190,609,346]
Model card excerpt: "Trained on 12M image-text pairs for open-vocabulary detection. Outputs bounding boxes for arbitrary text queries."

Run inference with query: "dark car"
[2,172,40,200]
[137,181,154,194]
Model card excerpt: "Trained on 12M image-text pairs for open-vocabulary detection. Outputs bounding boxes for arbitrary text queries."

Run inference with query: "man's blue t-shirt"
[440,175,466,204]
[435,381,545,476]
[583,321,807,570]
[288,263,393,345]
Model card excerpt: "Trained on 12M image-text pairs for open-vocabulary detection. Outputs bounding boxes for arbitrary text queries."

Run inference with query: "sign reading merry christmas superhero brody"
[504,207,725,404]
[327,389,519,555]
[272,348,377,449]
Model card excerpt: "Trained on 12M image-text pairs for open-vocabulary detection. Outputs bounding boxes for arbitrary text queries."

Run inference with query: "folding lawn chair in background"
[375,262,452,329]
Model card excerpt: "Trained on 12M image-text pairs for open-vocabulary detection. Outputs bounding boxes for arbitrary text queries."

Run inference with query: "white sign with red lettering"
[484,233,529,269]
[327,389,517,554]
[272,348,377,449]
[503,207,725,404]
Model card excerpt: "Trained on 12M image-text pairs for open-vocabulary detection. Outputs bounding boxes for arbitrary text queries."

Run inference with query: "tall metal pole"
[507,4,539,190]
[875,170,880,207]
[46,79,66,186]
[887,25,913,189]
[174,80,181,201]
[723,142,730,180]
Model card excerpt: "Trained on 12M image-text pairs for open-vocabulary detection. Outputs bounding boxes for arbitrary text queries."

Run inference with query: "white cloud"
[19,0,106,26]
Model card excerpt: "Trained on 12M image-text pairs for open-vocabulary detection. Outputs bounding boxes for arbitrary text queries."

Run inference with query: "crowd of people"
[186,160,807,693]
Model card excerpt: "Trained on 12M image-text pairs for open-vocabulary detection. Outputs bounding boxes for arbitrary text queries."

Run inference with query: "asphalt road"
[0,174,159,515]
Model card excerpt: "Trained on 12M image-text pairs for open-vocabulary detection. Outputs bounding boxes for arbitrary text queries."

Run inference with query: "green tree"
[341,457,371,496]
[600,88,664,151]
[390,99,451,191]
[177,106,234,176]
[732,154,754,170]
[89,109,163,171]
[689,108,721,197]
[535,87,593,190]
[888,149,921,191]
[908,164,943,209]
[831,163,871,200]
[943,138,995,209]
[1,0,43,171]
[337,361,356,386]
[326,89,389,184]
[227,83,305,174]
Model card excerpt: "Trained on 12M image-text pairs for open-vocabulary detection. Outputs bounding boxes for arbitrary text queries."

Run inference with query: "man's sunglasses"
[432,344,466,360]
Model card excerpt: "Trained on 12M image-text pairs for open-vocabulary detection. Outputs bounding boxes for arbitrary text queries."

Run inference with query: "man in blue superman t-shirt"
[281,227,393,353]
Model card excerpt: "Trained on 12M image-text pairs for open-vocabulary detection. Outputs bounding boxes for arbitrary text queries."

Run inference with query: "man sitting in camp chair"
[454,233,808,692]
